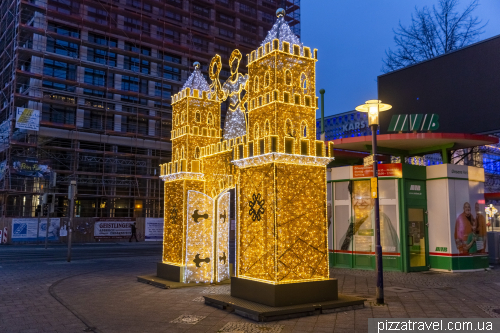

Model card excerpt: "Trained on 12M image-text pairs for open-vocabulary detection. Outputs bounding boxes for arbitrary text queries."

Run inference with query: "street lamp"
[355,99,392,305]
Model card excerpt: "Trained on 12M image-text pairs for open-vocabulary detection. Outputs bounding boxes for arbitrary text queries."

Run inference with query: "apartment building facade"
[0,0,301,218]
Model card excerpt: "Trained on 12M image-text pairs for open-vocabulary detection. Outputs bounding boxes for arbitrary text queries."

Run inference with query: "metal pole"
[44,208,49,249]
[371,124,384,304]
[320,89,325,141]
[67,181,76,262]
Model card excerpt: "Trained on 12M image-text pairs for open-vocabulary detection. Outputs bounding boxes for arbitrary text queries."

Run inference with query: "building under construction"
[0,0,301,218]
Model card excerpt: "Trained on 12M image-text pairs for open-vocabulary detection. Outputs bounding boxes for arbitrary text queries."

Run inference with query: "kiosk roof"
[330,133,498,156]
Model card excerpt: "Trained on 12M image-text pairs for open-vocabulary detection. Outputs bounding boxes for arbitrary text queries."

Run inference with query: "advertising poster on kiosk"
[11,218,60,242]
[453,182,487,256]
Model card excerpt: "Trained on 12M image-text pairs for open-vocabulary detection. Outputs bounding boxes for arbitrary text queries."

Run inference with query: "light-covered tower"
[231,9,336,306]
[159,63,221,277]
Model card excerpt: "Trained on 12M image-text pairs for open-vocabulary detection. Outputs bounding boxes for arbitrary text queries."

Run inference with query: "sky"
[300,0,500,117]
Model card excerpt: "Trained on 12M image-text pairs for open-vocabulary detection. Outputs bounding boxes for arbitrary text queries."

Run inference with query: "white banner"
[11,218,60,241]
[145,218,163,241]
[16,107,40,131]
[94,218,135,239]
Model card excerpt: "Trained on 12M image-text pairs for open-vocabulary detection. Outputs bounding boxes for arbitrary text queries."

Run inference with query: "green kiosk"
[328,132,497,272]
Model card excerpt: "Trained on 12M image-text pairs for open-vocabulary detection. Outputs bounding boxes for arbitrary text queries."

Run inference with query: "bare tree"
[382,0,487,72]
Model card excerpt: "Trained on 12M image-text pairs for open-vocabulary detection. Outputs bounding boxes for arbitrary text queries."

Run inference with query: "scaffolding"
[0,0,297,218]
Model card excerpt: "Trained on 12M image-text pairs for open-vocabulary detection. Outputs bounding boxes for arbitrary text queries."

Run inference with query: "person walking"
[129,222,138,242]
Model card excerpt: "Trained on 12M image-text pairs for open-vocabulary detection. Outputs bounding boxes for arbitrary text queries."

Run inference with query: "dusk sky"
[300,0,500,117]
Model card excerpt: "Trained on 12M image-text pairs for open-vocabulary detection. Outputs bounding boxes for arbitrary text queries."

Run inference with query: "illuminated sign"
[388,114,439,132]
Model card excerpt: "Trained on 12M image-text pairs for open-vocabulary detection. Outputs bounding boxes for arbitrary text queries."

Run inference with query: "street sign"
[364,155,374,167]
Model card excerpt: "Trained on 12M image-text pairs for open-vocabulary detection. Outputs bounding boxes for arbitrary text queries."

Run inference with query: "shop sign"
[388,114,439,132]
[94,217,135,239]
[342,121,368,132]
[407,183,424,197]
[353,163,403,178]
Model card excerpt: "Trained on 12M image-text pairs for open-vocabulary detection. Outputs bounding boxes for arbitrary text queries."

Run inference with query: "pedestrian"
[129,222,138,242]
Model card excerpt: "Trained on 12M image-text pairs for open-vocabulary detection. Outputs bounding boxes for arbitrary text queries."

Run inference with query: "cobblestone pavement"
[2,246,500,333]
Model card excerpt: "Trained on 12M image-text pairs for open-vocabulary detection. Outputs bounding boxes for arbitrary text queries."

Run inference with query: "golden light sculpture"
[159,8,334,292]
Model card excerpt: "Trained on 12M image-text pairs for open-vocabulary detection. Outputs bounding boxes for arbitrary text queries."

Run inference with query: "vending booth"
[328,132,496,272]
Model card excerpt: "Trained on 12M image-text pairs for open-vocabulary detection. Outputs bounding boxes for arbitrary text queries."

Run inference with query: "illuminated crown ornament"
[261,8,302,49]
[182,63,211,94]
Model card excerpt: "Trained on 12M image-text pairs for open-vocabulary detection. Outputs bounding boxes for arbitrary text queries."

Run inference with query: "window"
[208,112,213,126]
[84,68,106,86]
[192,37,208,52]
[254,123,260,139]
[158,65,180,81]
[157,51,181,64]
[125,42,150,55]
[46,35,79,58]
[124,16,149,35]
[262,12,274,24]
[241,21,257,34]
[302,121,307,137]
[87,6,111,25]
[124,56,150,74]
[48,0,80,15]
[195,111,201,123]
[47,22,80,38]
[155,82,173,99]
[219,28,234,38]
[122,116,148,135]
[264,72,270,87]
[84,110,114,131]
[241,35,256,45]
[193,4,210,17]
[42,104,75,125]
[88,33,117,47]
[156,26,181,44]
[217,13,234,26]
[87,48,117,67]
[239,4,256,17]
[300,73,307,93]
[126,0,151,12]
[121,76,139,92]
[215,44,231,58]
[43,59,76,80]
[285,70,292,85]
[192,19,210,30]
[254,77,259,92]
[262,0,277,9]
[166,0,182,9]
[43,80,75,92]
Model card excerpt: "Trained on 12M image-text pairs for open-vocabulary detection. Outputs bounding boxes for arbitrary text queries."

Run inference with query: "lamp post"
[355,100,392,305]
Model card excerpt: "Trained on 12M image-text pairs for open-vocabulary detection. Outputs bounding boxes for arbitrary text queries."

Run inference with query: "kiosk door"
[407,208,428,270]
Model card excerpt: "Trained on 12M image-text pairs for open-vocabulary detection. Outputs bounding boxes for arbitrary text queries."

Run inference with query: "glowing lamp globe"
[355,100,392,126]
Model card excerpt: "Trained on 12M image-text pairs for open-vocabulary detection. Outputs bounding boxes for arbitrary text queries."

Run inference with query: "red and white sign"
[353,163,403,178]
[94,218,135,239]
[2,227,7,243]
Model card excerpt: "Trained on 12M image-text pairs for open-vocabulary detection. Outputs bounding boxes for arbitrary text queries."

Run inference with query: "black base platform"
[231,277,338,307]
[204,294,365,322]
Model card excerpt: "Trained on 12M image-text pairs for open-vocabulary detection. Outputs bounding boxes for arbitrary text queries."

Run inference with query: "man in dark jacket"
[129,222,138,242]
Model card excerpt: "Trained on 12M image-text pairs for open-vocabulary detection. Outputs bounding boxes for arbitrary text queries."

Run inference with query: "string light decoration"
[160,8,333,286]
[220,50,249,141]
[216,191,231,282]
[185,190,214,283]
[161,64,221,269]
